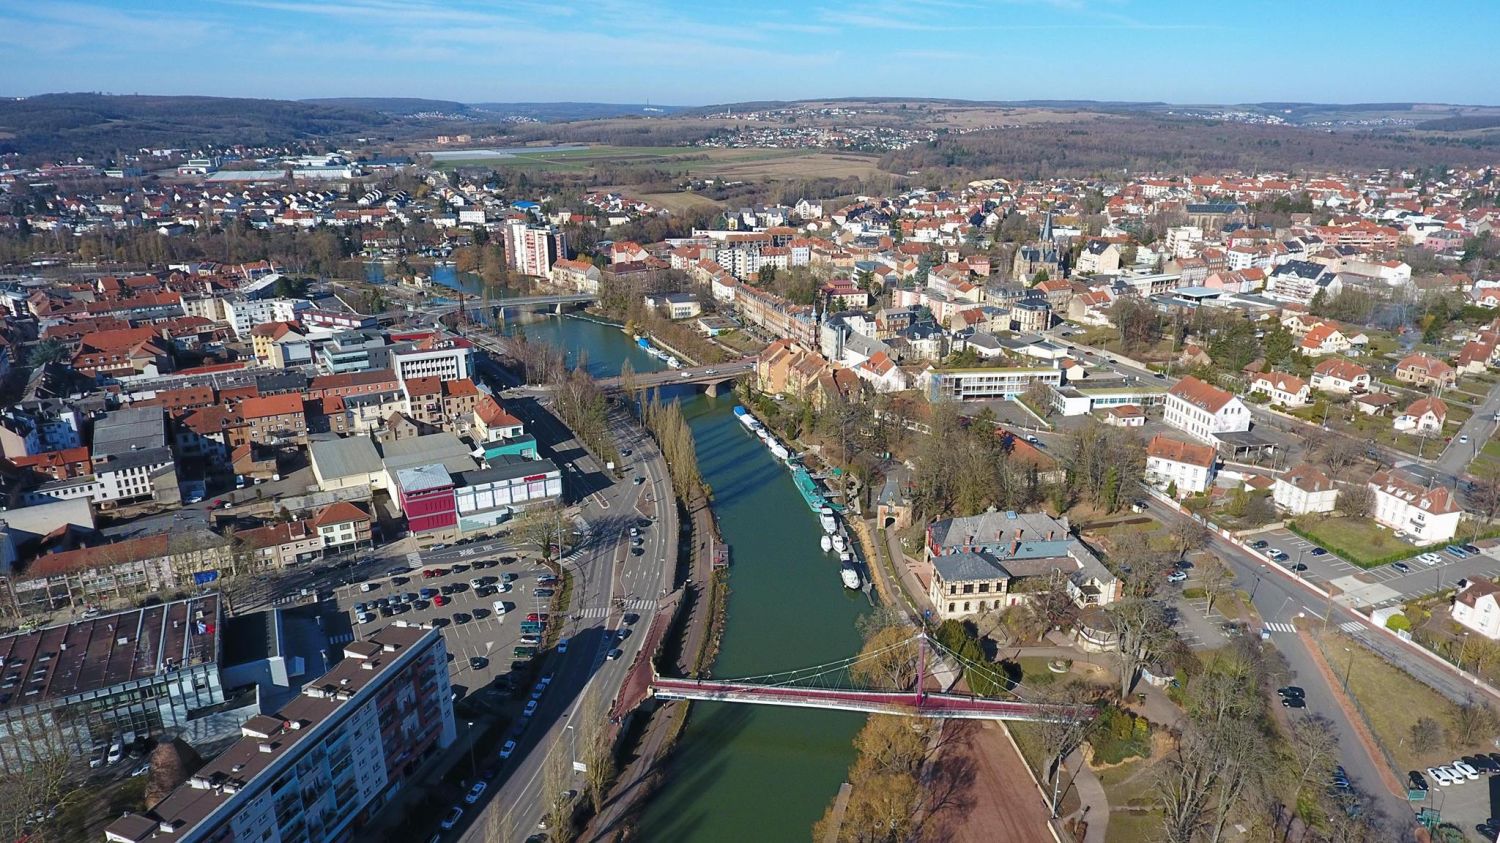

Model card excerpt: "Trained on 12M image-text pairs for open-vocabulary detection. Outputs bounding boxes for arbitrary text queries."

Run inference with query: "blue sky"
[2,0,1497,105]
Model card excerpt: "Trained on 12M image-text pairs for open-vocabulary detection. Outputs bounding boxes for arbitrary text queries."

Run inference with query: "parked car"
[608,648,624,660]
[1447,545,1470,558]
[1408,770,1429,791]
[1167,570,1188,583]
[1309,547,1328,557]
[558,638,570,654]
[1418,552,1443,566]
[1392,561,1412,573]
[524,700,538,716]
[465,781,487,804]
[1464,544,1483,555]
[500,739,517,759]
[1250,539,1269,550]
[1453,760,1481,780]
[441,806,464,830]
[1428,766,1457,787]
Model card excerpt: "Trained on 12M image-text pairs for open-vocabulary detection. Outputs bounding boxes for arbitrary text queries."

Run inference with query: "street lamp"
[466,721,477,779]
[1342,647,1353,691]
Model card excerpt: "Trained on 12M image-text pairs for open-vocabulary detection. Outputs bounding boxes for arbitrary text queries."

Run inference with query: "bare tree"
[1197,558,1232,615]
[1338,485,1374,519]
[1285,715,1341,837]
[1318,437,1366,480]
[1454,695,1498,746]
[540,743,572,842]
[1157,724,1222,843]
[1408,716,1443,754]
[1033,683,1102,817]
[0,714,84,843]
[1109,598,1172,697]
[510,502,569,561]
[1168,519,1210,560]
[577,685,616,815]
[850,626,921,691]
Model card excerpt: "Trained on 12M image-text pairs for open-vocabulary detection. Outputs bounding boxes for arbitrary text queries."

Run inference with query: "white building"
[392,338,474,383]
[1453,578,1500,640]
[1163,376,1251,442]
[1369,469,1462,544]
[1248,372,1310,407]
[1272,463,1338,515]
[223,297,312,339]
[1145,434,1218,496]
[1310,358,1371,394]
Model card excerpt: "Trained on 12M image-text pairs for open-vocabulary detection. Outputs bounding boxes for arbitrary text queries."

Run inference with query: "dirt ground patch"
[920,720,1055,842]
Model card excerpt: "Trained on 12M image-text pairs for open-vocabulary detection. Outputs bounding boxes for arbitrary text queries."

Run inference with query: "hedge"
[1386,614,1411,632]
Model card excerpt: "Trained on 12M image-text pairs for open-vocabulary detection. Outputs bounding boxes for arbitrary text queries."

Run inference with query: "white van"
[492,600,508,617]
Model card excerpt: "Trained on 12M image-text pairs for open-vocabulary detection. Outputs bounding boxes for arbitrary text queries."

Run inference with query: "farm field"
[430,144,886,181]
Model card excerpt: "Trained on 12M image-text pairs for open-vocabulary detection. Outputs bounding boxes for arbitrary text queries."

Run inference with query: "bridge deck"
[651,677,1091,722]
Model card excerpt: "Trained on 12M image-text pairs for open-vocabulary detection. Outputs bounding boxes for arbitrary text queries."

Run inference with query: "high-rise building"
[503,219,566,277]
[105,625,456,843]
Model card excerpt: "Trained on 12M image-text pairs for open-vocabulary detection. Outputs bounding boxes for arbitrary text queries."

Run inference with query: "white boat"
[738,414,759,430]
[839,551,853,564]
[770,443,789,461]
[666,357,682,369]
[832,535,847,555]
[819,507,837,534]
[841,566,861,589]
[756,428,770,441]
[821,535,833,553]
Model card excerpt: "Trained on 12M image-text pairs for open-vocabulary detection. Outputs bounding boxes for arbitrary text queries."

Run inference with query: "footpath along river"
[505,314,872,842]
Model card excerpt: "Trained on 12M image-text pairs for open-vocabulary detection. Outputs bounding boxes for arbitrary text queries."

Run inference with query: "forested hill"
[879,115,1500,180]
[0,93,407,157]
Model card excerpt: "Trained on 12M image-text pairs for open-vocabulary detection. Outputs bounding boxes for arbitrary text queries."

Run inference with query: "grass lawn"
[1292,516,1414,566]
[1097,757,1163,843]
[1016,655,1062,687]
[1313,631,1492,773]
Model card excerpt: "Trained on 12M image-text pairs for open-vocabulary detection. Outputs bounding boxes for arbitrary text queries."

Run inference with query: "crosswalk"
[1338,621,1363,634]
[1263,622,1297,633]
[578,598,656,619]
[328,632,355,645]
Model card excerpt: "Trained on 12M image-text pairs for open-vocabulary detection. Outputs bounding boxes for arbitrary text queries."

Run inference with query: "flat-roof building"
[0,594,223,772]
[105,624,455,843]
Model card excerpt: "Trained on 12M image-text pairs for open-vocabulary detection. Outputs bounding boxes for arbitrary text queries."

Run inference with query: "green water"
[512,315,870,841]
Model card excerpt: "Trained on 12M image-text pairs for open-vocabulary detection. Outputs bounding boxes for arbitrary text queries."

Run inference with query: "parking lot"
[1408,757,1500,841]
[333,551,558,698]
[1248,528,1500,610]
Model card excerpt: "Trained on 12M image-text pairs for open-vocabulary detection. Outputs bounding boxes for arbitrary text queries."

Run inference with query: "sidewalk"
[1297,629,1408,800]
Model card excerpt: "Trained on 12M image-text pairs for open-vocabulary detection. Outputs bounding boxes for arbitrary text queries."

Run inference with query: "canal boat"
[841,565,861,590]
[820,535,833,553]
[769,442,789,461]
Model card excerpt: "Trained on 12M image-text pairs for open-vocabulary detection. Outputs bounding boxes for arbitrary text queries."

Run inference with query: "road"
[1139,494,1418,829]
[1433,385,1500,478]
[451,399,677,843]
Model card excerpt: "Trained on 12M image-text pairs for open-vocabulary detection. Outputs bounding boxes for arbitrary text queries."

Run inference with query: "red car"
[525,613,549,622]
[433,594,447,607]
[422,568,448,579]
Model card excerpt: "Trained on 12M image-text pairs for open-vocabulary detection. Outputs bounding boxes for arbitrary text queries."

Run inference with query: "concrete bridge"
[597,360,755,397]
[432,292,598,321]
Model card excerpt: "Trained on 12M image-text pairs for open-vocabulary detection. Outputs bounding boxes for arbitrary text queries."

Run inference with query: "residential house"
[309,501,373,553]
[1272,463,1338,515]
[1394,397,1447,434]
[550,258,602,294]
[1248,372,1310,407]
[1394,353,1456,388]
[1452,578,1500,640]
[238,520,325,568]
[1369,469,1461,544]
[1145,434,1218,496]
[1310,358,1371,394]
[1297,322,1350,357]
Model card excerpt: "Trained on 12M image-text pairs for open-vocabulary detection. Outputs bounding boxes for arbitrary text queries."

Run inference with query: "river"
[504,314,871,841]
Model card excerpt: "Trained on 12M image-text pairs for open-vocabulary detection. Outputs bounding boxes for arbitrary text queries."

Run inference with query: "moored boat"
[841,565,861,589]
[819,507,837,534]
[820,535,833,553]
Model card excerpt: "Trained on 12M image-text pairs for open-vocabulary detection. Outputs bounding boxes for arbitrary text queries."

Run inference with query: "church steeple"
[1040,210,1054,242]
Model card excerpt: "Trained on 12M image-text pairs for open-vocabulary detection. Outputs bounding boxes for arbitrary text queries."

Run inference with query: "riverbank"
[578,400,728,842]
